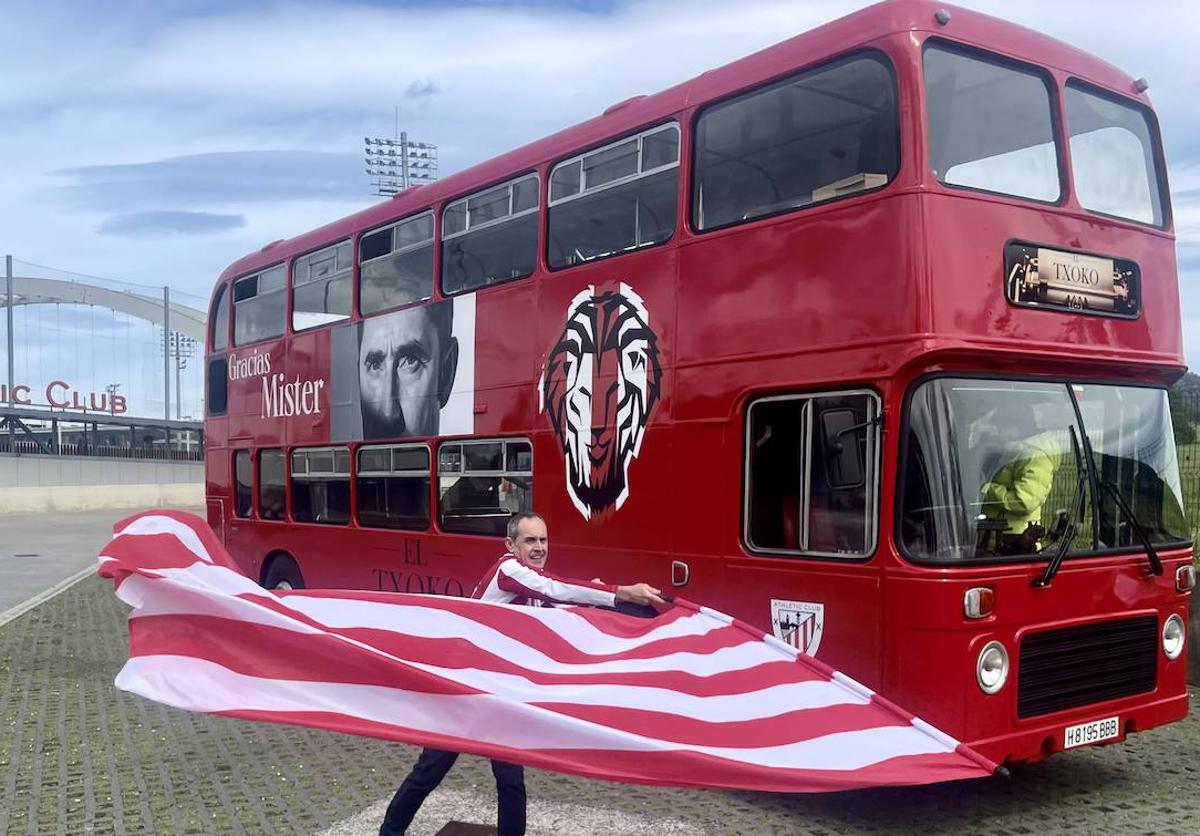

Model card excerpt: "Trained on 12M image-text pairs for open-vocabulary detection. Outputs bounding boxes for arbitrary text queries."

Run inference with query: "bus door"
[728,390,885,685]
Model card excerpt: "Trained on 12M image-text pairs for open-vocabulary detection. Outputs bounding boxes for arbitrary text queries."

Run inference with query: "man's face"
[506,517,548,570]
[359,308,443,438]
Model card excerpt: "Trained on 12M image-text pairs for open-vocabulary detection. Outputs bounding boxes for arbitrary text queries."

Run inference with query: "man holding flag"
[100,510,999,813]
[380,511,665,836]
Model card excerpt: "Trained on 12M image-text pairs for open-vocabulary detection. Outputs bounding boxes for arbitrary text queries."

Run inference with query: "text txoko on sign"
[1063,715,1120,749]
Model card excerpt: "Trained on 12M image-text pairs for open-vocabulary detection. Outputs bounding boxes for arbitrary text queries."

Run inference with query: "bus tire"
[262,553,305,591]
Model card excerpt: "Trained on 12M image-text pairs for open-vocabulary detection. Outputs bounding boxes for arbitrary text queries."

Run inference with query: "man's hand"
[616,582,665,606]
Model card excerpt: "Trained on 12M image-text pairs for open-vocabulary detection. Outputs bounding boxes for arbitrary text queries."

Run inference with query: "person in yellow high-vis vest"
[980,429,1061,539]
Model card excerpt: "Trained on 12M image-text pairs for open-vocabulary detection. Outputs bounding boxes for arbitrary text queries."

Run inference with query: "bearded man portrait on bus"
[379,511,664,836]
[358,301,458,439]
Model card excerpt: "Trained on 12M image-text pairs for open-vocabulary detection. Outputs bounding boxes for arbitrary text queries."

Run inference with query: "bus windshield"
[901,378,1188,562]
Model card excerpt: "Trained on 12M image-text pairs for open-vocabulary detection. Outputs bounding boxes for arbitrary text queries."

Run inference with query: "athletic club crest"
[770,599,825,656]
[540,283,662,520]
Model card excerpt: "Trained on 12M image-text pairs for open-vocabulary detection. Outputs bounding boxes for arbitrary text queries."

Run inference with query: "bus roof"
[217,0,1152,285]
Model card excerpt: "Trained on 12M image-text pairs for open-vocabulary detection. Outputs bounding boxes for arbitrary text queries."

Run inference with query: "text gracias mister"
[228,349,325,419]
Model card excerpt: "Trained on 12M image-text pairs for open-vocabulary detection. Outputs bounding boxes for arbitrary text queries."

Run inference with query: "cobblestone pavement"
[2,573,1199,835]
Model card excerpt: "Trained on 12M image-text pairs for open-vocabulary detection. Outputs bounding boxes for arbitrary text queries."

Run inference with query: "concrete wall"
[0,454,203,514]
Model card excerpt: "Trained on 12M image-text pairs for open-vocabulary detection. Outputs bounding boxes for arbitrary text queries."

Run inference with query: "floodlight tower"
[162,331,196,420]
[364,128,439,197]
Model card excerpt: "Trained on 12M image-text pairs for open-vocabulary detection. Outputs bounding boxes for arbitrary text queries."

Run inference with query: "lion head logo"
[540,283,662,520]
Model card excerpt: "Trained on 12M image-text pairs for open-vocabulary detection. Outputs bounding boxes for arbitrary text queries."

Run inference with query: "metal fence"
[1173,391,1200,544]
[952,394,1200,550]
[0,438,202,462]
[0,406,203,463]
[1035,394,1200,547]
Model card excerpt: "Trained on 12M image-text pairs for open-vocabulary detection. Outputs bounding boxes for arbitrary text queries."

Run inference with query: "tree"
[1169,375,1200,445]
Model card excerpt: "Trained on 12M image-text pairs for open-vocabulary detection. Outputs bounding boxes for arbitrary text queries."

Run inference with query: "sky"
[1,0,1198,416]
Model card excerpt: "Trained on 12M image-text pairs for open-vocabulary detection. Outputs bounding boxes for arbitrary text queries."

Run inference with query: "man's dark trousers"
[379,747,526,835]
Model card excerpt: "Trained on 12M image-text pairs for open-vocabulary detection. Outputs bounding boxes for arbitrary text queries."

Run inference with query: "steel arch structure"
[2,275,206,341]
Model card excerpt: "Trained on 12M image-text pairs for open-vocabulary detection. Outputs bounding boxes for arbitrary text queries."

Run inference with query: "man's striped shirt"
[473,554,617,608]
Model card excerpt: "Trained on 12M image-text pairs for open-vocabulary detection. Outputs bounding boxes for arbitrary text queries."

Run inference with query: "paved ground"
[1,510,1199,834]
[2,572,1199,835]
[0,509,200,618]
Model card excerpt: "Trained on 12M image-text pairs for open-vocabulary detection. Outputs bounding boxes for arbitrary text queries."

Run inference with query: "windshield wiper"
[1034,427,1086,588]
[1098,480,1163,577]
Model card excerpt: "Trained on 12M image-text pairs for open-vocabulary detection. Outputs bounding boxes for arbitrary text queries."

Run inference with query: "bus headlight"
[976,641,1009,694]
[1162,614,1185,661]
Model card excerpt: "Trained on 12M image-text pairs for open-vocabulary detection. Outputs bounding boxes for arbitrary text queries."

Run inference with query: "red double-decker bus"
[203,0,1192,766]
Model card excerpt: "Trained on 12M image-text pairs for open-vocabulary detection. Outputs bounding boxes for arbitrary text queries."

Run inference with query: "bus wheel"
[262,554,305,591]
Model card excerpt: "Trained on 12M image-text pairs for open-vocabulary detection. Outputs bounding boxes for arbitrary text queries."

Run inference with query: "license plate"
[1064,716,1120,749]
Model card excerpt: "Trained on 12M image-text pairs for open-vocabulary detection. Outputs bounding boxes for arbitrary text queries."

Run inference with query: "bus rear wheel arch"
[261,552,305,590]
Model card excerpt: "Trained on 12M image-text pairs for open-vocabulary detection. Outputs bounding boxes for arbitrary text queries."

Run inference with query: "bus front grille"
[1017,615,1158,719]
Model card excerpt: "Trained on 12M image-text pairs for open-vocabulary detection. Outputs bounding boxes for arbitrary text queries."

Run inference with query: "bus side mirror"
[820,409,865,489]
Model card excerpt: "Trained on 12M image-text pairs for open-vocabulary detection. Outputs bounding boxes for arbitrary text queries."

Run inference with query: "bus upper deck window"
[360,213,434,315]
[232,265,286,346]
[924,44,1060,203]
[210,283,229,351]
[293,241,352,330]
[441,175,539,295]
[693,53,898,232]
[1066,82,1165,227]
[548,124,680,269]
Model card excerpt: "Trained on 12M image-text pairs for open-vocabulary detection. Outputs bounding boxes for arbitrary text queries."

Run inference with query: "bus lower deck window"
[357,444,431,530]
[745,393,879,557]
[234,450,252,518]
[258,449,286,520]
[438,439,532,536]
[291,448,350,525]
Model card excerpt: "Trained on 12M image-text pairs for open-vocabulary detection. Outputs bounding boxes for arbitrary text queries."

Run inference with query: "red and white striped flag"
[98,510,998,793]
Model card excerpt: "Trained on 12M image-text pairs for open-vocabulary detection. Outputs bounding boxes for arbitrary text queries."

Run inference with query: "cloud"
[53,151,364,211]
[97,210,246,237]
[2,0,1199,363]
[406,80,438,99]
